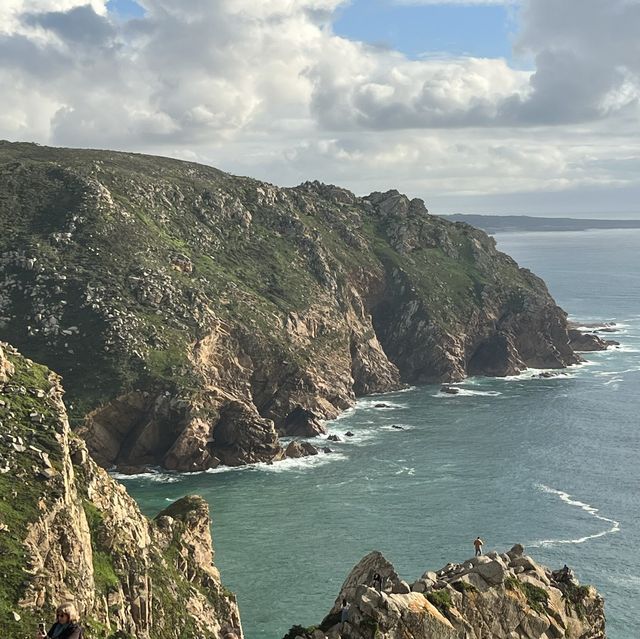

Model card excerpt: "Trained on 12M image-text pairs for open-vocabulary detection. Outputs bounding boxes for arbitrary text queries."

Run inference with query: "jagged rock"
[304,548,606,639]
[568,329,616,351]
[345,431,355,437]
[327,434,341,442]
[474,558,507,585]
[507,543,524,559]
[0,342,242,639]
[285,440,319,458]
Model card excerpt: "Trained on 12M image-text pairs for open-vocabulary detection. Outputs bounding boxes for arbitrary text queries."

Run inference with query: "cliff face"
[0,342,242,639]
[288,546,605,639]
[0,142,584,470]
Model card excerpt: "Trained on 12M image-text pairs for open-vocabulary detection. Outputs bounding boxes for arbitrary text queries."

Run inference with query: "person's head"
[55,602,79,624]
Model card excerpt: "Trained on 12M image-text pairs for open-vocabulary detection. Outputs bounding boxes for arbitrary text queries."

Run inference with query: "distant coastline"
[444,214,640,234]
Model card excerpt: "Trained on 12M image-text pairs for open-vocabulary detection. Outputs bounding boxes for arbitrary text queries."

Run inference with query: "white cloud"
[0,0,638,213]
[394,1,517,4]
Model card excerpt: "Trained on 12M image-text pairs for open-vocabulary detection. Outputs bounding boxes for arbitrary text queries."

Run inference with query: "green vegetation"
[563,581,591,619]
[452,580,478,593]
[505,576,549,614]
[83,503,120,594]
[282,624,317,639]
[426,588,453,614]
[0,351,63,637]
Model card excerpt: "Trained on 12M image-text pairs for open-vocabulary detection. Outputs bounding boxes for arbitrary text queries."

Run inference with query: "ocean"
[121,228,640,638]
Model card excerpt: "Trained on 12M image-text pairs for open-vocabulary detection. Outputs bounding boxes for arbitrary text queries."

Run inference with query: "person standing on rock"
[474,536,484,556]
[340,598,350,630]
[372,572,383,591]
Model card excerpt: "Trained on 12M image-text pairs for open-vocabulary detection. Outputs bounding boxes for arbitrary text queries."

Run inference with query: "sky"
[1,0,640,215]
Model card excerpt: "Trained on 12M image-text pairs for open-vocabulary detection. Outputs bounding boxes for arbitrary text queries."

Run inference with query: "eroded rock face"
[0,342,242,639]
[0,143,597,469]
[290,545,606,639]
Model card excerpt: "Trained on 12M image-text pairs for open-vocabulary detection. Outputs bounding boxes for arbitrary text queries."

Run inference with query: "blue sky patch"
[333,0,518,60]
[106,0,145,20]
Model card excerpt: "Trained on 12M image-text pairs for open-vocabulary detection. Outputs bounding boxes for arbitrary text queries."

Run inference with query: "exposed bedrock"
[0,143,599,469]
[287,546,606,639]
[0,342,242,639]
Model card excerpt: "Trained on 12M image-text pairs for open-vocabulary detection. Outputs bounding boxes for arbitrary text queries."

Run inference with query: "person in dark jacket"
[36,602,83,639]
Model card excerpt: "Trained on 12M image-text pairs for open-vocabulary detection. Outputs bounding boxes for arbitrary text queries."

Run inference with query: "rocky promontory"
[287,546,605,639]
[0,342,241,639]
[0,141,598,471]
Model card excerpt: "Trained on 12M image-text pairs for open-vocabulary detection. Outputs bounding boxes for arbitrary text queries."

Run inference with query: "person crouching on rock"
[473,536,484,557]
[36,602,83,639]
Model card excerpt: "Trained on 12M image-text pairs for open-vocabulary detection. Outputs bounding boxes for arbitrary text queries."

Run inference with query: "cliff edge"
[0,342,241,639]
[0,142,592,471]
[287,546,605,639]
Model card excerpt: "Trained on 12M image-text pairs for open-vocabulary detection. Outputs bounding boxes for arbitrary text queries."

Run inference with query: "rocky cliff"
[0,342,242,639]
[287,546,605,639]
[0,141,589,471]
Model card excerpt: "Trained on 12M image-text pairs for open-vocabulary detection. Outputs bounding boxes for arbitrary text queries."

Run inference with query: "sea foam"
[530,484,620,547]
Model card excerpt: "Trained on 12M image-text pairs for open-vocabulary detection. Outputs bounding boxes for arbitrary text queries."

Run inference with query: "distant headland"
[445,214,640,234]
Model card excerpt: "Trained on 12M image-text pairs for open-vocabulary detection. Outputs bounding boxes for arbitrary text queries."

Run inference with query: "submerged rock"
[440,385,460,395]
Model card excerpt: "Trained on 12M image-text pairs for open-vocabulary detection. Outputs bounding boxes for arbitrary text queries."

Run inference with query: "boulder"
[475,559,507,586]
[285,441,319,459]
[392,580,411,594]
[507,543,524,560]
[511,555,539,572]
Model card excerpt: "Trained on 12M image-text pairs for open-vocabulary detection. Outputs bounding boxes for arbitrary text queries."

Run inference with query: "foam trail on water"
[111,469,182,483]
[434,388,502,398]
[530,484,620,547]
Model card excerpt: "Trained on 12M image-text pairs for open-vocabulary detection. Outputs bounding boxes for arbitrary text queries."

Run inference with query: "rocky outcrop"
[288,545,605,639]
[0,142,598,469]
[568,329,618,352]
[0,342,242,639]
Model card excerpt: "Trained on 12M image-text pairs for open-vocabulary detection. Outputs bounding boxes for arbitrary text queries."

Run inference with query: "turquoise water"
[122,229,640,639]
